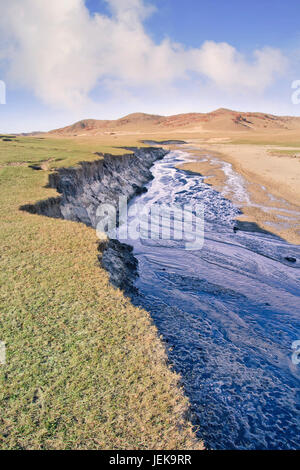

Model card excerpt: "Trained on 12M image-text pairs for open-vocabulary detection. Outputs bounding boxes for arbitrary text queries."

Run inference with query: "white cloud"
[189,42,287,92]
[105,0,156,24]
[0,0,288,110]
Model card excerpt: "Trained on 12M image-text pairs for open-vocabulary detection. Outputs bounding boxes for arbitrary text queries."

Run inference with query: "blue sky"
[0,0,300,132]
[97,0,300,50]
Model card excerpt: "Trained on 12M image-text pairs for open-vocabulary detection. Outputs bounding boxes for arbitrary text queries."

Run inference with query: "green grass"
[0,135,130,169]
[0,136,202,450]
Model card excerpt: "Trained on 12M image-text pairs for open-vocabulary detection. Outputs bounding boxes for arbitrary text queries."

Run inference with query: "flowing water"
[117,149,300,450]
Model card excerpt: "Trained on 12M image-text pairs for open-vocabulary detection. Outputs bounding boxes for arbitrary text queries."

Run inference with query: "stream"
[116,148,300,450]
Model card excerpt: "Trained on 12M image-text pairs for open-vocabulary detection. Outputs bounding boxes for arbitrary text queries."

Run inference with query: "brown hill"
[49,109,300,135]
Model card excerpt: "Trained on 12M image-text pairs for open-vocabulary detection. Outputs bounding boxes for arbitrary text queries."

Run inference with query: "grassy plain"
[0,135,202,449]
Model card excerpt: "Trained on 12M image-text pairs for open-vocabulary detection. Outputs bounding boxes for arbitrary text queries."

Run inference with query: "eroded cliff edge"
[21,147,168,292]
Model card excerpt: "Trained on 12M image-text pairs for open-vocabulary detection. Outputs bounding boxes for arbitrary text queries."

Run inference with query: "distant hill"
[49,109,300,135]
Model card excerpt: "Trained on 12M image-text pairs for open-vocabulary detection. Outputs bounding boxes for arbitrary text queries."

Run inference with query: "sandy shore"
[177,141,300,244]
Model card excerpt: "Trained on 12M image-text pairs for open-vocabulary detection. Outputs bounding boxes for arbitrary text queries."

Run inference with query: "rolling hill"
[49,108,300,136]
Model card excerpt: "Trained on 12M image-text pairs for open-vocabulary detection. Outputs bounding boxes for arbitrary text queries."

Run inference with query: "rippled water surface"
[118,149,300,449]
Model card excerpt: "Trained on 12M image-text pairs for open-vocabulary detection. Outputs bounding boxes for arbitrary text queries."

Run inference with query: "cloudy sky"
[0,0,300,132]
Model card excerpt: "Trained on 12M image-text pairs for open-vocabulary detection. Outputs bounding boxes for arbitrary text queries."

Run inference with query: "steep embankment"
[21,147,168,292]
[22,147,167,226]
[1,134,203,450]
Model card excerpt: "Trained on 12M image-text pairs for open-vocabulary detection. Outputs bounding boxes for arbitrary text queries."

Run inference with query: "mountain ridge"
[49,108,300,135]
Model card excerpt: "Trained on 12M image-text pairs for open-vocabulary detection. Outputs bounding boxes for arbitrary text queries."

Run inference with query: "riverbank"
[0,135,202,449]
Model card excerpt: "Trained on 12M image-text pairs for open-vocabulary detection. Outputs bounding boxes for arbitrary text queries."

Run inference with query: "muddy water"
[117,149,300,450]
